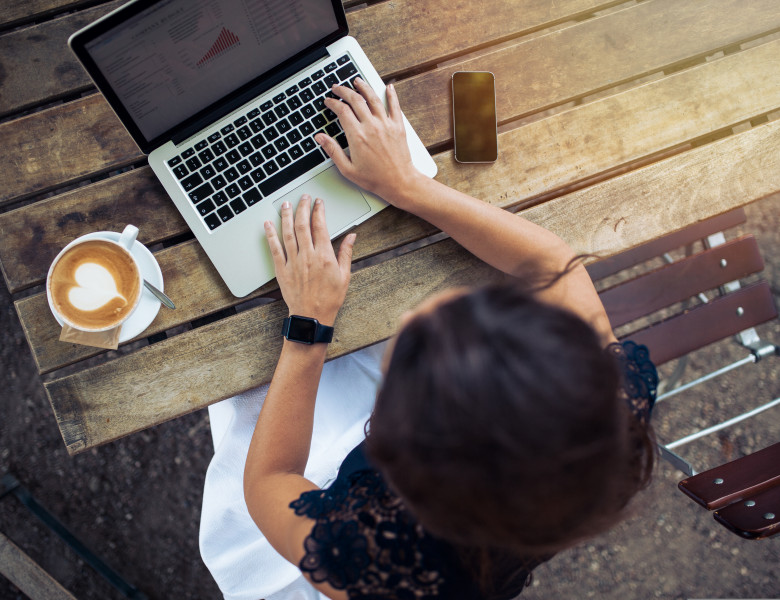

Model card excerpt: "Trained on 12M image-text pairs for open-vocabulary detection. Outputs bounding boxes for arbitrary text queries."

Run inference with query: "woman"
[200,78,657,600]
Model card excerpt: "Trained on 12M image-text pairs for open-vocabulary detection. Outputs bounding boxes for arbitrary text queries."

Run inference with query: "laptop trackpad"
[272,166,371,235]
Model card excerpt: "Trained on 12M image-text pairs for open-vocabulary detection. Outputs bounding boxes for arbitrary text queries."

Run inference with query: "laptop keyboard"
[165,55,361,231]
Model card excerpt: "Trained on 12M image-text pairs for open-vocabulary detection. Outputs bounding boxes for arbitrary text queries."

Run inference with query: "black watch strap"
[281,315,334,344]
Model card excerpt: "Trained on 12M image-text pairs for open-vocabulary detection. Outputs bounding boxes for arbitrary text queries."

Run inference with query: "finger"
[325,91,360,129]
[264,220,287,269]
[294,194,314,252]
[332,81,372,121]
[310,197,330,248]
[280,200,297,256]
[315,132,352,174]
[337,233,356,277]
[353,77,385,118]
[385,83,404,125]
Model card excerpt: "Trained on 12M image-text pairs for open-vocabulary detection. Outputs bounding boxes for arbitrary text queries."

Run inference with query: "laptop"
[69,0,437,297]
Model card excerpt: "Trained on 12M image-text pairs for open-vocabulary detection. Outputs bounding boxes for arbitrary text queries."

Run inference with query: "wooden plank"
[599,236,765,328]
[0,167,184,294]
[5,35,780,289]
[0,1,123,117]
[0,532,78,600]
[4,0,779,206]
[679,442,780,510]
[0,0,98,30]
[397,0,780,147]
[348,0,618,79]
[518,118,780,263]
[0,0,616,117]
[585,209,747,281]
[627,281,777,365]
[44,238,507,454]
[43,118,780,453]
[12,47,780,372]
[0,94,141,207]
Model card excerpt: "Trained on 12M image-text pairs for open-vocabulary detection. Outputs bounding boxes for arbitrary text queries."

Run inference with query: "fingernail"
[315,197,323,206]
[282,201,291,209]
[388,83,394,92]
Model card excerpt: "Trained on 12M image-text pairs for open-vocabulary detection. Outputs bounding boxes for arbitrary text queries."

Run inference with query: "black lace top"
[290,340,658,599]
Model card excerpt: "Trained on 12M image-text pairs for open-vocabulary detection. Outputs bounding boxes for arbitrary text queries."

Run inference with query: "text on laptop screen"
[85,0,339,141]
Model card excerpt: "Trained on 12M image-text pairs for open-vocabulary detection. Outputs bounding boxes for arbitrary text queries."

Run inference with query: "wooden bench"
[1,1,779,457]
[588,209,780,538]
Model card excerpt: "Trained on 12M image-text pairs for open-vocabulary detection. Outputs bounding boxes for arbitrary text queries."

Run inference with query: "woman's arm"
[242,195,354,598]
[316,80,616,345]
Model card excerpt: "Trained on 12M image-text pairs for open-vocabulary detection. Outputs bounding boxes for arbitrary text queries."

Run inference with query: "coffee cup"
[46,225,143,332]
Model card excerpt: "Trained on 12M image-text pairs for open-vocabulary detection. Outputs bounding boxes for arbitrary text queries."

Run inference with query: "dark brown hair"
[366,283,654,585]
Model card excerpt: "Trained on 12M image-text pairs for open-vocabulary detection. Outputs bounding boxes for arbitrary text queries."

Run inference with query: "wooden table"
[2,0,779,455]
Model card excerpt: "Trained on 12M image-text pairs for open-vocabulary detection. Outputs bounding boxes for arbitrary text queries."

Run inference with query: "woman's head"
[366,283,653,555]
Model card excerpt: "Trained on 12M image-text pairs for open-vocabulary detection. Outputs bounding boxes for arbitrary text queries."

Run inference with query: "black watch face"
[288,317,318,343]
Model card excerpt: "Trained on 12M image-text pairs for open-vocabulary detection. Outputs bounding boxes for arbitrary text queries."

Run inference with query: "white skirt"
[199,341,389,600]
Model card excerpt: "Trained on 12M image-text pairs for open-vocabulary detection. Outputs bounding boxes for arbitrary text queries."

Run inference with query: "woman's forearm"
[388,172,575,279]
[244,341,327,483]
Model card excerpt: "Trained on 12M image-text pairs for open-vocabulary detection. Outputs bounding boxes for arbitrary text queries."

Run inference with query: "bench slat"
[399,0,780,148]
[0,0,616,116]
[626,281,778,365]
[0,94,141,206]
[586,209,748,281]
[0,2,123,117]
[4,0,780,206]
[0,532,78,600]
[600,235,765,328]
[44,238,506,454]
[16,118,780,374]
[714,481,780,539]
[0,0,95,29]
[41,117,780,450]
[679,442,780,510]
[4,36,780,293]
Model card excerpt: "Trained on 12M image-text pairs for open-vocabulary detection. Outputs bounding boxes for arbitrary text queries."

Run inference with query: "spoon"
[144,279,175,309]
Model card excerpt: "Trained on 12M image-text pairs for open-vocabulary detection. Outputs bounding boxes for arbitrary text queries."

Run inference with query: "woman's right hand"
[315,78,422,207]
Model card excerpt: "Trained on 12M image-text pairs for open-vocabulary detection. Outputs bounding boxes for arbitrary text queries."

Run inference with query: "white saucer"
[49,232,163,343]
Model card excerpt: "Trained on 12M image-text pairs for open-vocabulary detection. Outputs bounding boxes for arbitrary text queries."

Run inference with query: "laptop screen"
[76,0,342,149]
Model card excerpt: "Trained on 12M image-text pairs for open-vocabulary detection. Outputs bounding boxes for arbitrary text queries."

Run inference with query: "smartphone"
[452,71,498,163]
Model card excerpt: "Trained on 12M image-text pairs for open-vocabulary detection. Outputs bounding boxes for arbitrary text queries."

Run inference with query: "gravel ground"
[1,194,778,600]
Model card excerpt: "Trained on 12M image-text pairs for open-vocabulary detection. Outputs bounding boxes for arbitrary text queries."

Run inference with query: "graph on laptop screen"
[84,0,338,140]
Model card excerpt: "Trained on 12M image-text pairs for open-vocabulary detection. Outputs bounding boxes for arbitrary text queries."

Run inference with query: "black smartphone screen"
[452,71,498,163]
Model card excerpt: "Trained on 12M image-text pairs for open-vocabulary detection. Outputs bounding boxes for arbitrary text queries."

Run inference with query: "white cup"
[46,225,143,332]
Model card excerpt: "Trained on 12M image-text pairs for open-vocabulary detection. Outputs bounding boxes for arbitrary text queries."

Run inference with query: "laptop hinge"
[172,46,330,146]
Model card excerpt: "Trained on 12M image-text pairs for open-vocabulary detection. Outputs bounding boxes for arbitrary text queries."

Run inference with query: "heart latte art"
[49,239,141,330]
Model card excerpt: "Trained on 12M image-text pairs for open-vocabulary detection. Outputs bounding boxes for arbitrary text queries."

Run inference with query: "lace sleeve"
[606,340,658,425]
[290,469,465,598]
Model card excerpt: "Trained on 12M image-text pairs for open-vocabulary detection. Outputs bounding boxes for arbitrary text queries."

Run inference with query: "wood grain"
[0,0,97,29]
[0,94,141,206]
[12,39,780,373]
[0,0,617,117]
[0,1,123,117]
[4,0,778,206]
[396,0,780,147]
[0,167,184,294]
[44,118,780,454]
[348,0,618,79]
[4,36,779,293]
[45,239,506,454]
[0,532,77,600]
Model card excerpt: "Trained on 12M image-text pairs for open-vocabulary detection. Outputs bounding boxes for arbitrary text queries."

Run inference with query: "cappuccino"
[48,239,141,331]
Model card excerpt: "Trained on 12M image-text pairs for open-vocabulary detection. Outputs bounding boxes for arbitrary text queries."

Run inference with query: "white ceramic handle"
[118,224,139,251]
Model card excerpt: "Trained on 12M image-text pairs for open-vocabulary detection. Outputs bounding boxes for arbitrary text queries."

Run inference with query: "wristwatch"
[281,315,334,344]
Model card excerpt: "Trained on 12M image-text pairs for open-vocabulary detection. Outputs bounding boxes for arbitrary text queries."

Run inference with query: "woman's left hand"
[265,194,356,326]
